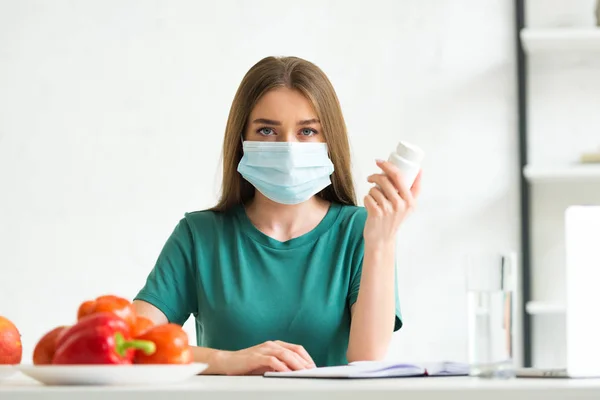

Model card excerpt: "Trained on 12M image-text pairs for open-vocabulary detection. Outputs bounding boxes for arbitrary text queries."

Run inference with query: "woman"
[133,56,422,375]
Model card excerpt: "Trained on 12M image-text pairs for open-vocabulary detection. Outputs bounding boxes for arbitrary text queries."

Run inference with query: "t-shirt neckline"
[234,202,342,249]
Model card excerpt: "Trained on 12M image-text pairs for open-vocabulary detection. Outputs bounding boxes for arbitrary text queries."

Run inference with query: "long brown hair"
[212,56,357,212]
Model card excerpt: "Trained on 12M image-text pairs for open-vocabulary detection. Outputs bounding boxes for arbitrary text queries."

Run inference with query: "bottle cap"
[395,141,425,164]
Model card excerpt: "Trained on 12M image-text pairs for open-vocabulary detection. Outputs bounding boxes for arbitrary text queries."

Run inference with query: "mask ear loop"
[319,142,334,201]
[238,134,253,208]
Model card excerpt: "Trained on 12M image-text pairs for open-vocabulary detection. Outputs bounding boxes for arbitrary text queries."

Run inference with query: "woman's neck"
[244,193,331,242]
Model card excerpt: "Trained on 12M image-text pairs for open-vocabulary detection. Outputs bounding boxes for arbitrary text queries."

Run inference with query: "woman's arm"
[347,161,421,363]
[132,300,314,375]
[347,242,396,362]
[133,300,168,325]
[133,300,223,374]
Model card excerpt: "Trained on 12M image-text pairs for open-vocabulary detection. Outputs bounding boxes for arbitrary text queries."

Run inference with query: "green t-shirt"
[134,202,402,367]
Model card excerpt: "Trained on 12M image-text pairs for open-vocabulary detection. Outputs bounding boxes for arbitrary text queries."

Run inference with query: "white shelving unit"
[521,28,600,53]
[524,164,600,183]
[520,11,600,368]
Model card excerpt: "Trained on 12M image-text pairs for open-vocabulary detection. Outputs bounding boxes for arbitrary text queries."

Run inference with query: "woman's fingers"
[374,160,414,207]
[411,170,423,198]
[271,346,308,370]
[364,194,382,217]
[367,173,404,211]
[258,341,309,370]
[274,341,316,368]
[228,341,317,375]
[259,355,291,373]
[368,186,392,213]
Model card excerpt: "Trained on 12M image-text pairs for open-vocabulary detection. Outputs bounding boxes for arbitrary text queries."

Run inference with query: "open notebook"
[264,361,469,379]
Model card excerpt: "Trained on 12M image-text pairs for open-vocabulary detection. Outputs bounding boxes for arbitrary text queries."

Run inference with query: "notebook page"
[420,362,470,376]
[264,362,425,378]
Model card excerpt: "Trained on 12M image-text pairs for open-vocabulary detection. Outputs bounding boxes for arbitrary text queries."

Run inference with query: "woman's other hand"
[206,340,316,375]
[363,160,422,246]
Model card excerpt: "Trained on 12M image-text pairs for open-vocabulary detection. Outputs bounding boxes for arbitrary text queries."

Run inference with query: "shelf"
[524,164,600,183]
[526,301,566,315]
[521,28,600,54]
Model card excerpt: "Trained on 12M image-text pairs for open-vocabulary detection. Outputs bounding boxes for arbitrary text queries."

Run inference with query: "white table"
[3,374,600,400]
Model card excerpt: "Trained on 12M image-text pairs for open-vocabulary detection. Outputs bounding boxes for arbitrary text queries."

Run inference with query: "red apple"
[0,316,22,364]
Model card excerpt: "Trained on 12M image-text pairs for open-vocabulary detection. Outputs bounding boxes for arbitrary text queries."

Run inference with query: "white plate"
[0,365,17,381]
[16,363,208,386]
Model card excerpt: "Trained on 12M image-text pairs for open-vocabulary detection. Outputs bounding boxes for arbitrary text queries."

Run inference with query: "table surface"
[4,373,600,400]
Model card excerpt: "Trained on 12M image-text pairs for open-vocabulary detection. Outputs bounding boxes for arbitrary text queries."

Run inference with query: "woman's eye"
[300,128,317,136]
[258,127,275,136]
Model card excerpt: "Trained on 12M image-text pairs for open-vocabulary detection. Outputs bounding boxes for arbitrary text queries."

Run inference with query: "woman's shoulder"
[182,207,237,228]
[334,204,368,232]
[336,204,367,221]
[169,208,239,245]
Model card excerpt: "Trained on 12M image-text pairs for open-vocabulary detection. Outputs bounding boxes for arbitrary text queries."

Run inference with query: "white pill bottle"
[388,141,424,188]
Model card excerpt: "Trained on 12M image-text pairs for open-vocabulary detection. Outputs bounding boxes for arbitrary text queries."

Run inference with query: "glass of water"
[466,252,517,379]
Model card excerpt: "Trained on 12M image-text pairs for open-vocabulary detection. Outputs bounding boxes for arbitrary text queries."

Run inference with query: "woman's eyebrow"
[252,118,281,125]
[251,118,320,125]
[298,118,320,125]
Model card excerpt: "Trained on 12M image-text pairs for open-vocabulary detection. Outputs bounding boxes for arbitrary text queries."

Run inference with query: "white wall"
[0,0,519,365]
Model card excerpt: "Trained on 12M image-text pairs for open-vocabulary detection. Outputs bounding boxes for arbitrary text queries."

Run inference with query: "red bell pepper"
[33,325,69,365]
[77,295,137,330]
[53,312,155,365]
[134,323,192,364]
[131,316,154,338]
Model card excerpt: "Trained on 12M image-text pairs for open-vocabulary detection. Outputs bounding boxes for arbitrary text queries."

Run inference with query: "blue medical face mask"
[237,141,335,205]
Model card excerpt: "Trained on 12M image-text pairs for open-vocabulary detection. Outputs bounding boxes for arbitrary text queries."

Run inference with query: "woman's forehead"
[250,88,318,122]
